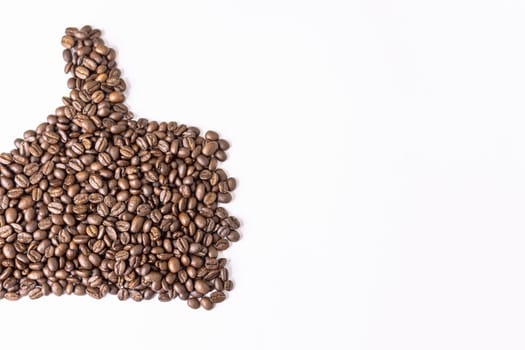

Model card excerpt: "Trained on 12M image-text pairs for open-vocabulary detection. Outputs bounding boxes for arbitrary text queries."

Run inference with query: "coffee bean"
[14,174,29,188]
[2,244,16,259]
[0,225,13,238]
[130,216,144,233]
[5,208,17,224]
[205,130,219,141]
[28,271,43,280]
[224,280,234,291]
[168,257,181,273]
[178,212,190,226]
[210,291,226,303]
[187,298,200,309]
[115,221,130,232]
[61,35,75,48]
[200,297,214,310]
[75,66,90,79]
[117,288,128,301]
[203,192,217,206]
[202,141,219,156]
[194,279,211,294]
[47,202,64,214]
[89,174,103,189]
[5,292,20,301]
[28,288,43,300]
[109,91,124,103]
[218,192,232,203]
[115,260,126,275]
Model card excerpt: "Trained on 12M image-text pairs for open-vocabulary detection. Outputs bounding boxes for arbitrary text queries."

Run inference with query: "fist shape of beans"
[0,26,240,310]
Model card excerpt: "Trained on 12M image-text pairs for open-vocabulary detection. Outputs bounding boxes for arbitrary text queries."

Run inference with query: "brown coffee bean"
[61,35,75,48]
[109,91,124,103]
[168,257,181,273]
[194,279,211,294]
[210,291,226,303]
[2,244,16,259]
[75,66,90,79]
[202,141,219,156]
[28,288,43,300]
[114,260,126,275]
[5,292,20,301]
[28,271,43,280]
[0,225,13,238]
[187,298,200,309]
[200,297,214,310]
[205,130,219,141]
[130,216,144,233]
[47,202,64,214]
[116,221,130,232]
[203,192,217,206]
[5,208,17,224]
[224,280,234,291]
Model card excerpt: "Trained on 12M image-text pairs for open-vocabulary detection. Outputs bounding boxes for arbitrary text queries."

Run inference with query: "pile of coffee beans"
[0,25,240,309]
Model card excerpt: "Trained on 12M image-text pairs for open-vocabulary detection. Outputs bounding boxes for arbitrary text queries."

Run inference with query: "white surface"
[0,1,524,349]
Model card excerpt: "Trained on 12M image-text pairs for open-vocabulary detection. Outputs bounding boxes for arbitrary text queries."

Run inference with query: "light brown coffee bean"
[75,66,90,79]
[194,279,211,294]
[2,244,16,259]
[109,91,124,103]
[89,174,103,189]
[200,297,214,310]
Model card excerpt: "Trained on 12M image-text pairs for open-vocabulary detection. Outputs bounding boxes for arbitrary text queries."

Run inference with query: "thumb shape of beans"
[0,26,240,310]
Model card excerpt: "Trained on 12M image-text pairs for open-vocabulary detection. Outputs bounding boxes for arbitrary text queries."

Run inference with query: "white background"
[0,1,524,349]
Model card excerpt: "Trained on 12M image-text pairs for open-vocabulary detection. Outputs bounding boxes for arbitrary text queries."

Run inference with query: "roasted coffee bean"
[2,244,16,259]
[75,66,90,79]
[200,297,214,310]
[210,291,226,303]
[0,26,239,309]
[89,174,103,189]
[202,141,219,156]
[194,279,211,294]
[203,192,217,206]
[168,257,181,273]
[28,288,43,300]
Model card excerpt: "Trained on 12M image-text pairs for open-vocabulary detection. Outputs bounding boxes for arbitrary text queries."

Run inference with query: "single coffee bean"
[89,174,103,189]
[109,91,124,103]
[202,141,218,156]
[200,297,214,310]
[205,130,219,141]
[5,208,17,224]
[5,292,20,301]
[203,192,217,206]
[2,244,16,259]
[210,291,226,303]
[61,35,75,48]
[187,298,200,309]
[194,279,211,294]
[168,257,181,273]
[75,66,90,79]
[28,288,43,300]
